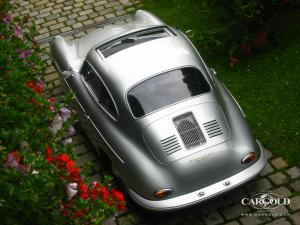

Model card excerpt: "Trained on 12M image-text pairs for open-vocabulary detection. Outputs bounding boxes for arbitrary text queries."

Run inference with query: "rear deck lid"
[143,102,230,164]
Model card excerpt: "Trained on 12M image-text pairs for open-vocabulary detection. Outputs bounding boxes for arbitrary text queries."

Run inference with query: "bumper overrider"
[129,140,267,211]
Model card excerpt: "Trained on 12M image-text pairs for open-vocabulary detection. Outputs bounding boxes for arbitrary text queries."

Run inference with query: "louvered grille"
[203,120,223,138]
[160,135,181,155]
[173,112,206,150]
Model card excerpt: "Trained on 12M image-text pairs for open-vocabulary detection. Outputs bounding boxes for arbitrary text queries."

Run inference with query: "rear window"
[127,67,210,118]
[96,27,173,58]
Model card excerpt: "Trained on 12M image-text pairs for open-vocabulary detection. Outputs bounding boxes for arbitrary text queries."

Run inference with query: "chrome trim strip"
[61,75,86,113]
[129,141,266,211]
[87,117,125,164]
[222,83,246,117]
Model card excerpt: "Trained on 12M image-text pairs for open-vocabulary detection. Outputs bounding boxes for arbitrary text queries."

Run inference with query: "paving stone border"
[9,1,300,224]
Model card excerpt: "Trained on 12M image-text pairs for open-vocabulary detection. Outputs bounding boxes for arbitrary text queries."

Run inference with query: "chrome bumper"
[128,141,267,211]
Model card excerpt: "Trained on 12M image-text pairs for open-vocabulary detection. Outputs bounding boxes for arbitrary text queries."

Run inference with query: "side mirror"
[62,70,74,80]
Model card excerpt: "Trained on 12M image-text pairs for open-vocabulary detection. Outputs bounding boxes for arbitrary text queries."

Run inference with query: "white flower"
[50,114,63,134]
[60,138,72,145]
[66,183,78,200]
[31,170,39,175]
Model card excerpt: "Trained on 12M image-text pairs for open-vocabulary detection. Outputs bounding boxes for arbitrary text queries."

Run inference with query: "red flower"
[73,209,85,218]
[66,160,75,172]
[79,183,88,199]
[45,146,52,163]
[240,43,251,54]
[92,181,100,188]
[43,146,126,212]
[111,189,125,210]
[80,192,88,200]
[99,186,110,203]
[25,80,43,95]
[230,56,239,67]
[62,210,68,217]
[11,151,21,162]
[89,182,101,200]
[36,82,43,94]
[89,189,98,200]
[66,160,81,180]
[111,189,125,201]
[55,153,70,163]
[48,97,55,104]
[60,203,69,217]
[48,105,55,112]
[79,183,87,192]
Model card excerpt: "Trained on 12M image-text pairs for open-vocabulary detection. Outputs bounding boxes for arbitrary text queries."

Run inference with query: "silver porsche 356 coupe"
[50,10,267,211]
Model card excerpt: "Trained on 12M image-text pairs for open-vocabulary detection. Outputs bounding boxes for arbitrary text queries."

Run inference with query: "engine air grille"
[203,120,223,138]
[173,112,206,150]
[160,135,181,155]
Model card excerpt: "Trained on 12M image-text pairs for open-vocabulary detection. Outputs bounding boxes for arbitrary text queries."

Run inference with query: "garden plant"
[197,0,294,65]
[0,2,125,224]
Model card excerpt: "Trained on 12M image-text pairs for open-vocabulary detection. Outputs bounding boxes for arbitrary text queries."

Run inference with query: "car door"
[60,69,102,151]
[61,60,123,164]
[78,61,119,152]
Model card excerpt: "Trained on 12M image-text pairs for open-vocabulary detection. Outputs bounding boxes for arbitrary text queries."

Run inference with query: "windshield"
[127,67,210,118]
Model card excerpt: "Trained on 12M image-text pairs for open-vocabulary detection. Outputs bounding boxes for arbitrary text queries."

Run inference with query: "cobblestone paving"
[9,1,300,224]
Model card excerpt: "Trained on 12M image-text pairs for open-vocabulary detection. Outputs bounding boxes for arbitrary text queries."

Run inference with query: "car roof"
[86,30,208,97]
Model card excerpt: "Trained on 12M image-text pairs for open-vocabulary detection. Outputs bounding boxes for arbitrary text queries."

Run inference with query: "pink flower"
[14,26,22,38]
[16,48,32,59]
[3,15,12,23]
[3,151,20,168]
[50,114,63,134]
[3,151,29,175]
[59,107,71,122]
[68,126,76,136]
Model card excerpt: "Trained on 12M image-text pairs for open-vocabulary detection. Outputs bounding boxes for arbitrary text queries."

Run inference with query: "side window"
[81,62,118,119]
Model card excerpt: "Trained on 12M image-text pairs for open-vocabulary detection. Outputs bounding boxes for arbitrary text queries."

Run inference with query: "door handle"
[62,71,74,80]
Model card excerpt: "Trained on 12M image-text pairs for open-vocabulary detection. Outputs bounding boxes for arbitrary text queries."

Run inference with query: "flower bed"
[0,2,124,224]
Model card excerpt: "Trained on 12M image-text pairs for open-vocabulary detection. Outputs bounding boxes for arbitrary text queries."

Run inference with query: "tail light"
[153,188,173,198]
[241,152,257,164]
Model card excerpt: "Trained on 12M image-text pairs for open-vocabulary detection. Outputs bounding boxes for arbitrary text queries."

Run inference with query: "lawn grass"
[141,0,300,166]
